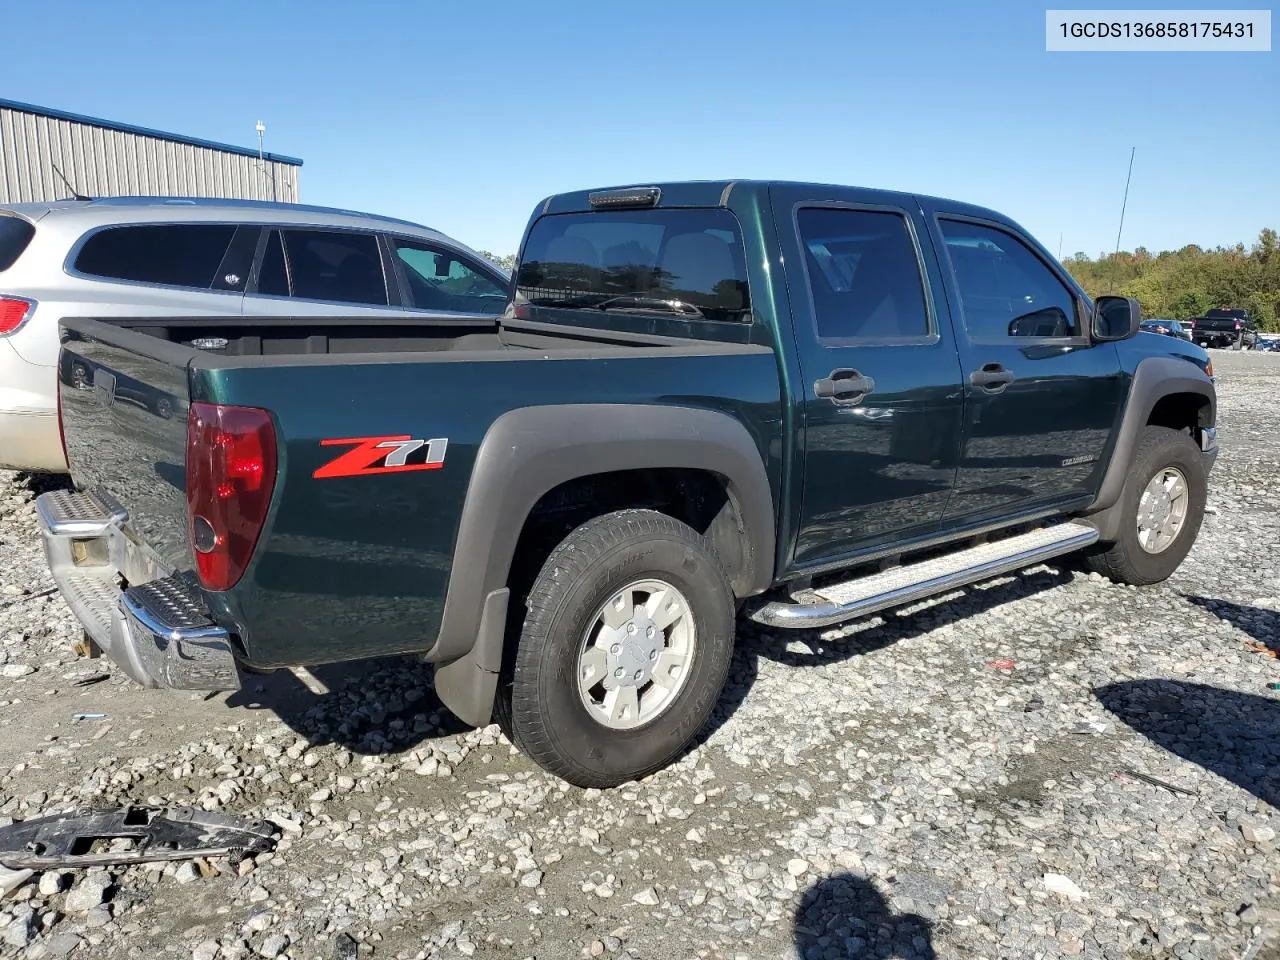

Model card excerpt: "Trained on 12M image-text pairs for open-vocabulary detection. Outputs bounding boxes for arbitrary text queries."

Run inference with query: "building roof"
[0,98,304,166]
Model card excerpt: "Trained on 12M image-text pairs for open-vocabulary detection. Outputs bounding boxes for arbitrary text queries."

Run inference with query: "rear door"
[770,186,966,569]
[919,206,1126,526]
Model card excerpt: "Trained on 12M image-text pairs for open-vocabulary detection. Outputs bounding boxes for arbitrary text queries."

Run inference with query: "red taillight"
[186,402,277,591]
[0,296,34,336]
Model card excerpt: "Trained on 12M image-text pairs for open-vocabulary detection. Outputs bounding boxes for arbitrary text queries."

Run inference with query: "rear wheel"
[1082,426,1207,585]
[497,509,735,787]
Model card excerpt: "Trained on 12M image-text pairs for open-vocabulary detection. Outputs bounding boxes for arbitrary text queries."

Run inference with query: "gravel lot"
[2,352,1278,960]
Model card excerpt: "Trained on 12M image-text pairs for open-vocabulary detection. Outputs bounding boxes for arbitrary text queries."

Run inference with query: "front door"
[919,209,1127,527]
[770,187,966,570]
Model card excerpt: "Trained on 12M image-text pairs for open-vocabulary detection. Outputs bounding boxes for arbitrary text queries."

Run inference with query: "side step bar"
[749,522,1098,629]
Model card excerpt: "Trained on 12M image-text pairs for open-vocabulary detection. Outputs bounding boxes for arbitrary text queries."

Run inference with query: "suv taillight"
[0,296,34,336]
[186,402,277,591]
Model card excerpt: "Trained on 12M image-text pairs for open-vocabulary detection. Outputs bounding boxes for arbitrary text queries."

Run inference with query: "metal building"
[0,99,302,205]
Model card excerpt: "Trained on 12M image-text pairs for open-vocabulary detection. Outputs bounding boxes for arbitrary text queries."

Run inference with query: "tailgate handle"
[815,369,875,405]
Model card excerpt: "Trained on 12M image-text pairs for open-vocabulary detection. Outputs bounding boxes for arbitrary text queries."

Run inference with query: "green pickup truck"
[38,181,1217,787]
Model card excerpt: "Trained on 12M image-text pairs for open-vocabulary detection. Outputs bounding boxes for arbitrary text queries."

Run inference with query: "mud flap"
[433,587,508,728]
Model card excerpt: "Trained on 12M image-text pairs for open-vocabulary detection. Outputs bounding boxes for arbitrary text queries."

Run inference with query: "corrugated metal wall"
[0,106,300,204]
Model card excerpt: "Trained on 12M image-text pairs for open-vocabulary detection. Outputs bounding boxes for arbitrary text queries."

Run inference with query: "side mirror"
[1092,295,1141,341]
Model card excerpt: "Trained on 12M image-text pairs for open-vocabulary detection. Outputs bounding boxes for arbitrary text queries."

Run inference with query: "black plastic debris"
[334,932,359,960]
[0,806,277,870]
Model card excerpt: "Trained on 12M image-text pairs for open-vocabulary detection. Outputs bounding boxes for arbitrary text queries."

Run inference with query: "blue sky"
[3,0,1275,258]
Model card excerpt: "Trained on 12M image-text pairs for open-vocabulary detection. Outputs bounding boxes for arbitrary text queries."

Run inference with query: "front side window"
[275,229,388,305]
[74,224,237,288]
[939,220,1078,340]
[797,207,930,341]
[393,239,508,314]
[516,208,750,322]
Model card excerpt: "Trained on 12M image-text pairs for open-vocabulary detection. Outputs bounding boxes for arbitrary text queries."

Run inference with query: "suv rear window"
[516,209,750,322]
[74,224,237,288]
[0,216,35,272]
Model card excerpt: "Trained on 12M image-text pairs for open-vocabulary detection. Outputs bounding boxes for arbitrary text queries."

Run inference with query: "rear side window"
[277,229,388,306]
[797,207,930,341]
[74,224,237,288]
[516,209,750,322]
[0,216,35,272]
[256,231,290,297]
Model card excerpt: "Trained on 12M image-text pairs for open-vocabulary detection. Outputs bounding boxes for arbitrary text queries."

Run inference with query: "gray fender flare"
[1082,355,1216,540]
[431,403,776,726]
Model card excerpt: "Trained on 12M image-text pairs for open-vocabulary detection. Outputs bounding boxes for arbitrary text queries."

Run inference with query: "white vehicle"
[0,197,510,472]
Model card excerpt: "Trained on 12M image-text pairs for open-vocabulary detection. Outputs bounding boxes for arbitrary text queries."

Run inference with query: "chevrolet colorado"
[38,181,1217,787]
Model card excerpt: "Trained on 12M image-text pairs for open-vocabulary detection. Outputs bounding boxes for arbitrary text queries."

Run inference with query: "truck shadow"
[1095,678,1280,806]
[221,566,1076,761]
[794,872,937,959]
[224,657,469,754]
[12,471,73,495]
[705,565,1074,738]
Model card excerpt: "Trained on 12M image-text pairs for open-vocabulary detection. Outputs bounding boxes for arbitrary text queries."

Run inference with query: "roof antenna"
[1109,147,1135,294]
[49,160,91,202]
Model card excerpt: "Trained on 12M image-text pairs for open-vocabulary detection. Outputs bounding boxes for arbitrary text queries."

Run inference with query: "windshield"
[516,208,751,323]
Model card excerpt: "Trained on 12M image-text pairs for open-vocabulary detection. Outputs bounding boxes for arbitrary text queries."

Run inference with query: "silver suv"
[0,197,510,472]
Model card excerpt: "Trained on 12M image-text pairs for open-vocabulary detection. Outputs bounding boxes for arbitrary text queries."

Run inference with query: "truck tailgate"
[57,319,196,573]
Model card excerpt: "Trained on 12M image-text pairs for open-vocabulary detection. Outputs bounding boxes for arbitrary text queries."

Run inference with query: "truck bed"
[55,314,780,669]
[73,312,757,358]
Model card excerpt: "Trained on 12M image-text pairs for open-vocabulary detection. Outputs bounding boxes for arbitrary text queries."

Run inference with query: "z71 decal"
[313,435,449,479]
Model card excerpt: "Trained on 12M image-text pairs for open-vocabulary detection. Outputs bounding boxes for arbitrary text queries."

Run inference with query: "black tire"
[1082,426,1207,585]
[496,509,735,788]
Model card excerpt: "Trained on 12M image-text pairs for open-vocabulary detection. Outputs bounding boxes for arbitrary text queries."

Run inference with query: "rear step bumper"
[748,522,1099,629]
[35,490,240,690]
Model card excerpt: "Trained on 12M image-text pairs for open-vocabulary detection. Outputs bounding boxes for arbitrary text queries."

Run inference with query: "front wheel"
[498,509,735,788]
[1082,426,1207,585]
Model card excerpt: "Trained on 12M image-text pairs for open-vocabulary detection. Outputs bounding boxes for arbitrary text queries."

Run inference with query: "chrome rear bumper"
[35,489,240,690]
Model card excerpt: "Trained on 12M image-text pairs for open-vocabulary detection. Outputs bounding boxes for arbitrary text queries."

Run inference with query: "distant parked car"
[1141,318,1192,342]
[0,197,512,472]
[1188,308,1258,350]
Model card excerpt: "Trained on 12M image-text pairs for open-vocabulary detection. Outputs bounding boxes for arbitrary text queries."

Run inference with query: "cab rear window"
[0,215,34,272]
[516,209,750,322]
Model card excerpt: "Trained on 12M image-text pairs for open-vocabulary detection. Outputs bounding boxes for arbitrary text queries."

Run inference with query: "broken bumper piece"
[35,489,241,690]
[0,806,277,870]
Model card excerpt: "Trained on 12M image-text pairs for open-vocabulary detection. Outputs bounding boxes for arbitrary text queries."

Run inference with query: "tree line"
[479,251,516,272]
[1063,228,1280,331]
